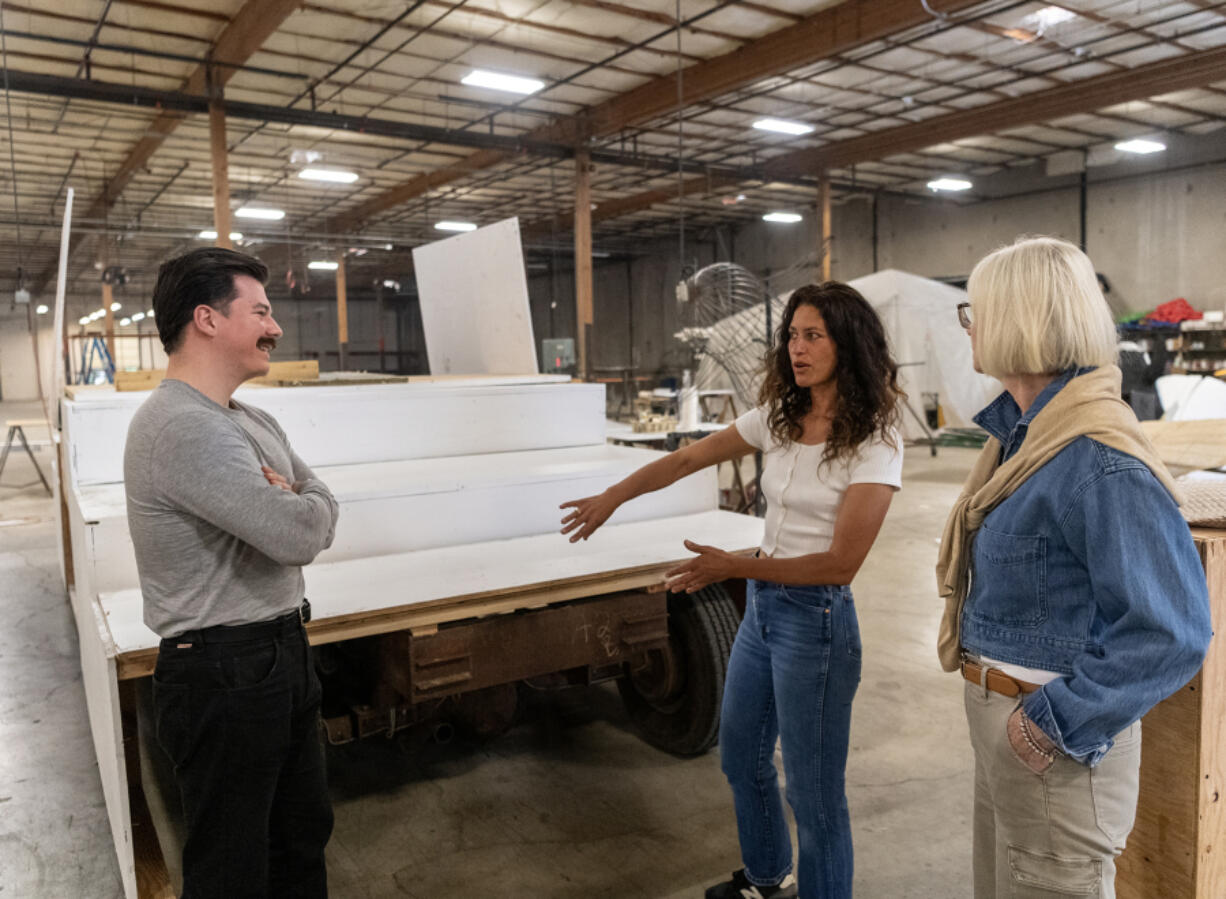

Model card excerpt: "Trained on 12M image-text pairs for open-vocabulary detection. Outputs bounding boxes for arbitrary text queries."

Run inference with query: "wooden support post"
[209,98,233,250]
[574,149,593,380]
[819,174,832,282]
[102,281,116,361]
[336,255,348,371]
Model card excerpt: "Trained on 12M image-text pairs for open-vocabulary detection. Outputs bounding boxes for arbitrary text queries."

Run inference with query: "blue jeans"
[719,579,862,899]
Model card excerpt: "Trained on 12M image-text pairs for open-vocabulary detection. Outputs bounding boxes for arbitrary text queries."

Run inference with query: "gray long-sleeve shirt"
[123,378,339,637]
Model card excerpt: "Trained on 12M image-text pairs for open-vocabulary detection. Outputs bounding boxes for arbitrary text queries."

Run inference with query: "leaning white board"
[412,217,538,374]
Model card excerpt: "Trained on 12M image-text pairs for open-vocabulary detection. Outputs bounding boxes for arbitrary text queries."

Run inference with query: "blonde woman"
[936,236,1211,897]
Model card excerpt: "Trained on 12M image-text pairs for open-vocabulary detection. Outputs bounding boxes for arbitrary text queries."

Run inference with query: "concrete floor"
[0,400,979,898]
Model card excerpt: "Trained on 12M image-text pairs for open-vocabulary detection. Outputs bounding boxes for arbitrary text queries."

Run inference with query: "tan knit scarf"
[934,365,1181,672]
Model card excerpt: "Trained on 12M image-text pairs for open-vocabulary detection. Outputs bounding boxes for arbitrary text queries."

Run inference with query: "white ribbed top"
[734,406,903,559]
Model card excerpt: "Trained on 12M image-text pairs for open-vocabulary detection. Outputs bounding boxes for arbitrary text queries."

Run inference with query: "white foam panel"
[64,380,606,487]
[102,509,766,655]
[75,445,717,595]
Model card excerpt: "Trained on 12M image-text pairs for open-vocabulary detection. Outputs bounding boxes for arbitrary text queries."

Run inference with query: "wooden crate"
[1117,529,1226,898]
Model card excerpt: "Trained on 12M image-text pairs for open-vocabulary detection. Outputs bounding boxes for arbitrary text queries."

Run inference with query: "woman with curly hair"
[560,281,904,899]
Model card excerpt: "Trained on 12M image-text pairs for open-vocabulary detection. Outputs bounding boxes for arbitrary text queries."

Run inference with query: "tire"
[617,583,740,756]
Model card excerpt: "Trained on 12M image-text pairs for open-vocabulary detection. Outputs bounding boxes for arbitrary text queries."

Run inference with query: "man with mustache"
[124,247,338,898]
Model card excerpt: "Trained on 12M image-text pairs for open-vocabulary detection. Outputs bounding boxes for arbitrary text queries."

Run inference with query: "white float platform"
[99,509,765,673]
[63,378,605,487]
[71,444,718,596]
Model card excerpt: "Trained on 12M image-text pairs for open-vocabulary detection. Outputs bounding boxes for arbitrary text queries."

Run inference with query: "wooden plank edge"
[1196,533,1226,894]
[115,547,757,679]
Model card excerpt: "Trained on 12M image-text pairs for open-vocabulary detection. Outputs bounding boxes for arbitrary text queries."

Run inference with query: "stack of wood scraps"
[110,361,418,391]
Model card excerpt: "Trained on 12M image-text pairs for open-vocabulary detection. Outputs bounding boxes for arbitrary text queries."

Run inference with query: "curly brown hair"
[759,281,903,466]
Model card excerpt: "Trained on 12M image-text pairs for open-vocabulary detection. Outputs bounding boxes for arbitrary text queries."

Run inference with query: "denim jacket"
[962,368,1213,766]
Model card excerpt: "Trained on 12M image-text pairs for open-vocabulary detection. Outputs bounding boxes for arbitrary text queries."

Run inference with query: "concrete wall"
[1089,164,1226,312]
[876,189,1082,280]
[0,310,56,402]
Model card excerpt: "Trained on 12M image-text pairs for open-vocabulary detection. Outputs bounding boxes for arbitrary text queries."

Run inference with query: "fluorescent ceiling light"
[132,312,146,322]
[753,118,815,136]
[591,251,610,258]
[236,206,285,221]
[198,230,243,240]
[36,304,48,314]
[763,212,802,223]
[308,260,339,271]
[927,177,973,192]
[1115,138,1166,155]
[298,167,359,184]
[110,302,122,311]
[461,69,544,95]
[78,316,90,325]
[1029,6,1076,29]
[120,317,131,326]
[147,308,155,316]
[435,221,477,232]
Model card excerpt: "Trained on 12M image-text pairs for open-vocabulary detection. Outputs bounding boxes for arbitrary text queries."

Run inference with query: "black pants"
[152,610,333,899]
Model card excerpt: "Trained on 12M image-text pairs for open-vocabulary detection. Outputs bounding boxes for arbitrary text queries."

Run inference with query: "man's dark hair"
[152,247,269,353]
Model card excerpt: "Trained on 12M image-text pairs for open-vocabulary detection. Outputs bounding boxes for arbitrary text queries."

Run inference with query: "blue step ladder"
[78,335,115,384]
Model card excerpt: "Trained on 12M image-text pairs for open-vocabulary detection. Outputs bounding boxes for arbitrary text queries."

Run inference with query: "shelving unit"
[1171,319,1226,374]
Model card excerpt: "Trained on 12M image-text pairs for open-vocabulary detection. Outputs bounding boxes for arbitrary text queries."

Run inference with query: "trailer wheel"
[617,583,740,756]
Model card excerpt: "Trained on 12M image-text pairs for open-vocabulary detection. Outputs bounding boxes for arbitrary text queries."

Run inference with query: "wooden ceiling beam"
[765,42,1226,178]
[97,0,303,208]
[541,0,982,145]
[575,42,1226,227]
[332,0,983,231]
[521,173,742,236]
[34,0,302,294]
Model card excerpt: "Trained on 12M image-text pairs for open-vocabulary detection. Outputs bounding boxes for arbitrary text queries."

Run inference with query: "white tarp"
[695,269,1000,439]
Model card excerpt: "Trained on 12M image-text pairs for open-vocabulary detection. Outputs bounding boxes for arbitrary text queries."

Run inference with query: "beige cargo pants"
[964,682,1141,898]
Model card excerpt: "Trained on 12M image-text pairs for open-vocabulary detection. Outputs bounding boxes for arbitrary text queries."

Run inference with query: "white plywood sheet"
[69,587,136,899]
[75,444,719,595]
[411,217,537,375]
[101,510,765,655]
[64,380,606,487]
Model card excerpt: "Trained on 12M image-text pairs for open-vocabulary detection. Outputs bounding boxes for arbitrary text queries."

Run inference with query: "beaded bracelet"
[1019,713,1056,763]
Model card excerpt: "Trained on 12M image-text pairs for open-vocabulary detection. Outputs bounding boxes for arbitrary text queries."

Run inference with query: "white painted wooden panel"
[65,487,99,611]
[69,587,136,899]
[76,445,717,595]
[64,380,606,487]
[102,510,766,655]
[412,218,537,375]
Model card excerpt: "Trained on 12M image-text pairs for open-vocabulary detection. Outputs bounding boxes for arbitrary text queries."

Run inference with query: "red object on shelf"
[1145,298,1202,324]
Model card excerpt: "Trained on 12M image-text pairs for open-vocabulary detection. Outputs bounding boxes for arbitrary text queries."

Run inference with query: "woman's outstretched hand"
[560,491,620,542]
[660,539,737,593]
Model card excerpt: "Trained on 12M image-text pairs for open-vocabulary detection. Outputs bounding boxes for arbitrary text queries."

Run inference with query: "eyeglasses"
[956,302,972,330]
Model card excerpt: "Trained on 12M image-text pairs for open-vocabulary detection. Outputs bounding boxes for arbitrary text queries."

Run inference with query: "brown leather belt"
[961,660,1040,697]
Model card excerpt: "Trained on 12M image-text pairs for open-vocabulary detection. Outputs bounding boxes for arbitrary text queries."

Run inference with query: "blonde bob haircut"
[967,235,1117,379]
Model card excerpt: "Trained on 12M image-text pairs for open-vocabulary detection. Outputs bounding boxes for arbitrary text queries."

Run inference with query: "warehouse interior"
[1,0,1225,897]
